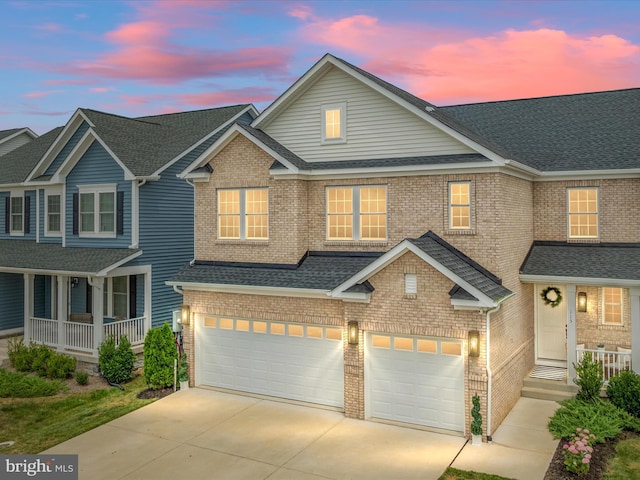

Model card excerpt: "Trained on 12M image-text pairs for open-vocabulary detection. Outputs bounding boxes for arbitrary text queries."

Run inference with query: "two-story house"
[0,104,257,360]
[0,128,37,156]
[168,53,639,438]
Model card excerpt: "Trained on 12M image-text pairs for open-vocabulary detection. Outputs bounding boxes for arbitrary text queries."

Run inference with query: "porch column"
[92,277,104,355]
[566,284,577,383]
[23,274,33,342]
[56,276,68,352]
[144,270,152,333]
[630,287,640,374]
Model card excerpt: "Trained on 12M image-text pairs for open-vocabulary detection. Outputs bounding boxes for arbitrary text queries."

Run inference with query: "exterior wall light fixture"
[348,321,359,345]
[469,330,480,357]
[181,304,191,325]
[577,292,587,312]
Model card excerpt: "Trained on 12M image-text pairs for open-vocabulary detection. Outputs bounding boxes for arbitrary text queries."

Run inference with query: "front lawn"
[439,468,515,480]
[0,373,155,454]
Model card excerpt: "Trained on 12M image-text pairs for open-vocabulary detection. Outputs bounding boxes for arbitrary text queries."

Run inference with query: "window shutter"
[72,193,79,235]
[24,195,30,234]
[117,191,124,235]
[129,275,137,318]
[4,197,9,233]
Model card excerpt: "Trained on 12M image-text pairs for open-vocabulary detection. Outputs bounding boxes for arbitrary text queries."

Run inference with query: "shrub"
[548,398,638,442]
[143,323,178,390]
[178,353,189,383]
[573,353,603,403]
[562,428,595,475]
[45,353,76,379]
[0,368,66,397]
[471,394,482,435]
[75,371,89,386]
[30,344,54,377]
[8,338,32,372]
[607,370,640,418]
[98,335,136,384]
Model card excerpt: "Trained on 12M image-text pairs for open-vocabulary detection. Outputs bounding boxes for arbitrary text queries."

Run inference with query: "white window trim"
[567,187,599,240]
[78,184,117,238]
[217,188,269,240]
[321,102,347,144]
[602,287,624,326]
[326,185,387,241]
[9,191,24,236]
[448,181,472,230]
[44,188,63,237]
[103,276,129,319]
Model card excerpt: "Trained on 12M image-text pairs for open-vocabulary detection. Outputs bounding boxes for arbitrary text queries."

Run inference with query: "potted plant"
[471,394,483,445]
[178,354,189,390]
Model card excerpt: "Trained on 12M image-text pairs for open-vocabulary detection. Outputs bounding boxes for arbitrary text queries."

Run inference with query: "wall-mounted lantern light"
[181,305,191,325]
[577,292,587,312]
[348,321,359,345]
[469,330,480,357]
[71,277,79,288]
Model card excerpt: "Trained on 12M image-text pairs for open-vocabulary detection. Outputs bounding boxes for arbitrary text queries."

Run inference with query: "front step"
[521,376,577,402]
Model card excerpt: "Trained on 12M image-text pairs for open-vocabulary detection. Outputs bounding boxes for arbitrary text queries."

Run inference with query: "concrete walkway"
[43,388,559,480]
[451,397,560,480]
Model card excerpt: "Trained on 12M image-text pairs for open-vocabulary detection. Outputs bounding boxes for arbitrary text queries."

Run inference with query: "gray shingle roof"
[0,240,140,274]
[443,89,640,171]
[0,127,63,184]
[170,252,382,290]
[520,242,640,281]
[408,232,512,302]
[0,128,25,141]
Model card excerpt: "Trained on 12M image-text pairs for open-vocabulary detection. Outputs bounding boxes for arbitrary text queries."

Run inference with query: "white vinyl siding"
[264,67,475,162]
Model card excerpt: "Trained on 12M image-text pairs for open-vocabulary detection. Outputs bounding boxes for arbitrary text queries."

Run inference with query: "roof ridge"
[135,104,250,120]
[80,108,161,126]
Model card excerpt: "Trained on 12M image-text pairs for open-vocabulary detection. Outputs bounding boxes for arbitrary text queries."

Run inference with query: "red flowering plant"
[563,427,596,475]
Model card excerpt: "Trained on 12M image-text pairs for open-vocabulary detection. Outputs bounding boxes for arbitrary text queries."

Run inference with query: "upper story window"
[45,192,62,236]
[449,182,471,229]
[10,195,23,234]
[4,193,30,236]
[602,287,623,325]
[322,103,346,143]
[568,188,598,239]
[78,184,116,238]
[218,188,268,240]
[327,186,387,241]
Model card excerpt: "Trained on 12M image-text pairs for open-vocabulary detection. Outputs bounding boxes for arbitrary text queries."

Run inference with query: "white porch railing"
[577,348,632,382]
[27,316,147,356]
[103,317,146,347]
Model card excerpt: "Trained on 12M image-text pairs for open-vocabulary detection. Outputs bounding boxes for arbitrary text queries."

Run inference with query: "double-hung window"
[78,184,116,237]
[568,188,598,239]
[45,192,62,236]
[10,195,23,234]
[602,287,623,325]
[217,188,268,240]
[103,276,129,319]
[327,186,387,241]
[322,103,346,143]
[449,182,471,229]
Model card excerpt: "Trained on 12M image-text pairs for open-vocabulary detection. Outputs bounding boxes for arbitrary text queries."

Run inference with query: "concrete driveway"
[44,388,467,480]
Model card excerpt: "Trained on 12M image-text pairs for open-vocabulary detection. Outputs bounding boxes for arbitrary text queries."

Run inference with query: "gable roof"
[520,241,640,285]
[443,88,640,172]
[0,127,63,185]
[0,127,37,143]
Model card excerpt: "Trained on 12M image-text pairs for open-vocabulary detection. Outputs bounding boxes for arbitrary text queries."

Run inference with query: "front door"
[536,285,567,366]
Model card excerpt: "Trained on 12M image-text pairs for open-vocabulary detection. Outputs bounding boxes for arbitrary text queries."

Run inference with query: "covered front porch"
[0,241,148,360]
[521,242,640,385]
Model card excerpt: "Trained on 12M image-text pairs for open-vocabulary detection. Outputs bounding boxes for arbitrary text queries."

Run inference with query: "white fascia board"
[520,274,640,287]
[330,240,496,307]
[95,250,143,277]
[534,169,640,181]
[165,281,330,299]
[27,109,92,182]
[153,105,259,178]
[330,291,372,303]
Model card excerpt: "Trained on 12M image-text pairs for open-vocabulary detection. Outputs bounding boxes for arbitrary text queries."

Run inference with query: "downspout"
[484,303,502,442]
[185,178,196,267]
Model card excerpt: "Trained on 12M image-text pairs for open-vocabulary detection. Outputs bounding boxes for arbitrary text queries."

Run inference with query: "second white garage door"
[196,316,344,408]
[366,333,465,432]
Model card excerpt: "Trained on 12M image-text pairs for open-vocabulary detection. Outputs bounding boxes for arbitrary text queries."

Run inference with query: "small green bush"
[143,323,178,390]
[607,370,640,418]
[471,394,482,435]
[178,354,189,383]
[75,371,89,386]
[45,353,76,379]
[98,335,136,384]
[0,368,66,397]
[573,353,603,403]
[548,398,639,442]
[8,338,32,372]
[31,344,54,377]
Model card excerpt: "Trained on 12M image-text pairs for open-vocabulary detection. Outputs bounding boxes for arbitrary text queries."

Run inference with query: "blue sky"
[1,0,639,134]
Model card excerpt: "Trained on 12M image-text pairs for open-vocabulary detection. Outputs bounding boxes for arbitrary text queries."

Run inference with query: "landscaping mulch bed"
[136,387,175,400]
[544,431,639,480]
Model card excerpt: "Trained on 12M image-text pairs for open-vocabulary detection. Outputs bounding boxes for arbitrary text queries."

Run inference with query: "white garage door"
[196,316,344,408]
[366,334,464,432]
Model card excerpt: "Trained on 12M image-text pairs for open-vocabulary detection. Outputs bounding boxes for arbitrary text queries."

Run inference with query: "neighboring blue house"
[0,105,257,359]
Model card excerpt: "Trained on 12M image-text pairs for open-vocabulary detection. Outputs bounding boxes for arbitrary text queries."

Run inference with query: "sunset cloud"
[24,90,64,98]
[295,13,640,103]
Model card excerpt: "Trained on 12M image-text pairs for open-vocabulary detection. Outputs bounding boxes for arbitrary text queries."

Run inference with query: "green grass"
[438,468,516,480]
[0,368,67,397]
[605,436,640,480]
[0,374,154,454]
